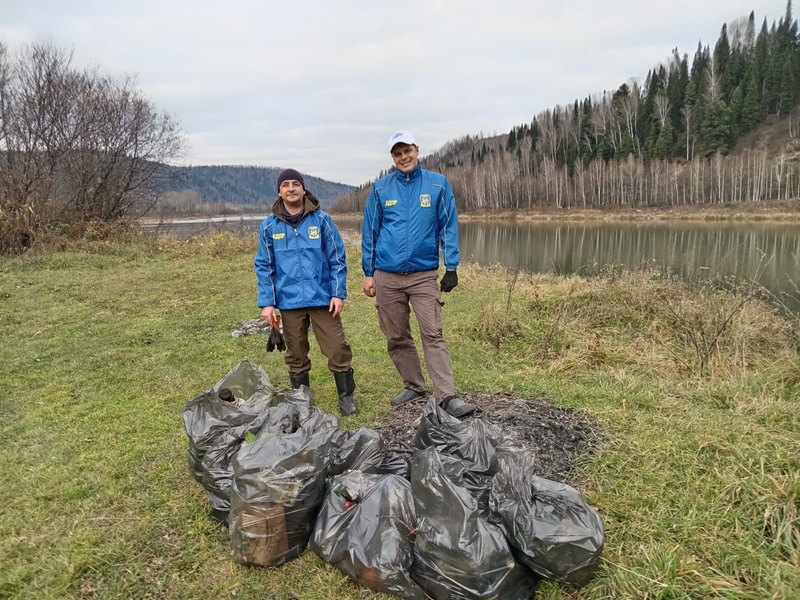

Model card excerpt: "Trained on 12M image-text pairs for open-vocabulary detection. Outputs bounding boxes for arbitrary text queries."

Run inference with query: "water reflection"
[144,217,800,313]
[455,221,800,313]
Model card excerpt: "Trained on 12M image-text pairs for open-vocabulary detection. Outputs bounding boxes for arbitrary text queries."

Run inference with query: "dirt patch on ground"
[377,391,605,483]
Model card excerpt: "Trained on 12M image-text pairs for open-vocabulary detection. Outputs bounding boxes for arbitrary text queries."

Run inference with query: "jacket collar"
[395,163,422,183]
[270,191,320,221]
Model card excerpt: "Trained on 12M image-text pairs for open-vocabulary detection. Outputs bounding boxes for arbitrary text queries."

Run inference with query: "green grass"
[1,231,799,599]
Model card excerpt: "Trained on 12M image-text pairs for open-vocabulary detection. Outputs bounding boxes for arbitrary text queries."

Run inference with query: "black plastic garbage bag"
[410,446,538,600]
[414,397,506,473]
[414,398,509,515]
[198,387,317,524]
[200,411,271,524]
[229,402,339,567]
[489,450,604,587]
[329,427,411,479]
[330,428,386,476]
[310,471,427,600]
[273,385,315,406]
[378,450,411,479]
[182,360,274,482]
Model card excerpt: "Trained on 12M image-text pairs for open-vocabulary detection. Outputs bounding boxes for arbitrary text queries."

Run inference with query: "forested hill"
[332,2,800,214]
[160,165,354,211]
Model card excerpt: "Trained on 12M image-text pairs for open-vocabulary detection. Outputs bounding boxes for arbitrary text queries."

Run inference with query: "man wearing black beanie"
[254,168,357,416]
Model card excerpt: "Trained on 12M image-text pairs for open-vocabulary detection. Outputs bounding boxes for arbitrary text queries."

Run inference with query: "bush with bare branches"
[0,41,184,253]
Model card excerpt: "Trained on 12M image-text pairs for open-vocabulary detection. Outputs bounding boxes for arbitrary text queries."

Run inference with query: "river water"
[143,216,800,313]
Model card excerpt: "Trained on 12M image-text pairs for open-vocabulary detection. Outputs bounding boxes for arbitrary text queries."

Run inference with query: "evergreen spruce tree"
[507,128,517,152]
[667,51,689,126]
[746,11,757,47]
[644,120,659,158]
[529,117,540,153]
[579,98,593,161]
[754,19,771,112]
[654,120,675,158]
[779,52,795,114]
[618,133,635,158]
[728,85,744,140]
[741,74,761,131]
[597,134,614,162]
[689,43,710,135]
[714,24,732,101]
[639,68,666,145]
[701,100,732,155]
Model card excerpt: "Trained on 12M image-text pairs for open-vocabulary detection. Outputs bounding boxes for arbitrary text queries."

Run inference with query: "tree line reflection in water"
[456,221,800,313]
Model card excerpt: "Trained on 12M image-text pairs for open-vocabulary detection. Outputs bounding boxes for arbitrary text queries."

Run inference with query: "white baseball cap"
[388,131,417,152]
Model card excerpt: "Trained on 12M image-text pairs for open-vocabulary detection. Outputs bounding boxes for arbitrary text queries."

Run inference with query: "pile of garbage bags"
[183,361,605,599]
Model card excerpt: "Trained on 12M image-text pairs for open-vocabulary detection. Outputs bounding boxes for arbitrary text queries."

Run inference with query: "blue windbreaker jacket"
[254,193,347,309]
[361,164,460,276]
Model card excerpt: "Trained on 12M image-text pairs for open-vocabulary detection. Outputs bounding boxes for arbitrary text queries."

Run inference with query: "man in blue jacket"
[255,168,357,416]
[361,132,476,418]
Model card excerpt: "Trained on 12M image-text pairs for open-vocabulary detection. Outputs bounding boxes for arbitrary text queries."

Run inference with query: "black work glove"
[266,325,286,352]
[440,270,458,293]
[276,330,286,352]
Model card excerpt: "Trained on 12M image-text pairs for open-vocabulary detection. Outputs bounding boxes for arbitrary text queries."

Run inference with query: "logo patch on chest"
[419,194,431,208]
[307,226,320,240]
[385,199,397,207]
[272,232,285,240]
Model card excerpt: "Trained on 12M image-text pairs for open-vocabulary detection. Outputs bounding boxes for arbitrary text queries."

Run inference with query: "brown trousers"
[280,306,352,374]
[373,269,455,401]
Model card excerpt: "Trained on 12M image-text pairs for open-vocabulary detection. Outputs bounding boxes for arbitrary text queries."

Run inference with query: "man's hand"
[261,306,276,323]
[440,270,458,293]
[363,276,377,297]
[329,297,344,318]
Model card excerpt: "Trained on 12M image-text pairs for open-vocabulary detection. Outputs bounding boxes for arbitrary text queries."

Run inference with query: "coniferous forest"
[333,3,800,213]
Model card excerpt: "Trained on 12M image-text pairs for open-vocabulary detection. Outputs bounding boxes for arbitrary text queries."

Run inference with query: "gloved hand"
[440,270,458,293]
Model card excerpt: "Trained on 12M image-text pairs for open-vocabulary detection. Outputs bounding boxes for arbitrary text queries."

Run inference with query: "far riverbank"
[144,198,800,225]
[331,198,800,223]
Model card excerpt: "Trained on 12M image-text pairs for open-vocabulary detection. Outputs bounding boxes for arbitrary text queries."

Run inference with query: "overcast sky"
[0,0,787,186]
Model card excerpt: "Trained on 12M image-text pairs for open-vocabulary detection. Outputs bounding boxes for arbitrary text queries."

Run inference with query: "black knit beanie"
[277,168,305,191]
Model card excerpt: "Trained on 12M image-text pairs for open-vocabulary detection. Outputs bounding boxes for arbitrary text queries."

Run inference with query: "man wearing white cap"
[361,131,476,418]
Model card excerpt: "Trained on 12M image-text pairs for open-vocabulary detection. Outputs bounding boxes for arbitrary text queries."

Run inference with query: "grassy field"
[1,230,798,600]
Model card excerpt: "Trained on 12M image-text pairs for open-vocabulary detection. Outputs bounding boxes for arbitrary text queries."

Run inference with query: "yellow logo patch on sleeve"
[307,226,320,240]
[419,194,431,207]
[272,232,285,240]
[385,199,397,207]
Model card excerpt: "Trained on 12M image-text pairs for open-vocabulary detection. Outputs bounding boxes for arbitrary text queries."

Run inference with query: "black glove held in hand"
[266,326,286,352]
[440,270,458,293]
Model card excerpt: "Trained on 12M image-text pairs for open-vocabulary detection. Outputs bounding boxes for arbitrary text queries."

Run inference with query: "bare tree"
[654,92,670,126]
[0,41,184,252]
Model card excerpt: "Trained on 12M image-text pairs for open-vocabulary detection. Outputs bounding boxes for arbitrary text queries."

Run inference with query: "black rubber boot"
[289,370,310,389]
[333,368,358,416]
[440,395,477,418]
